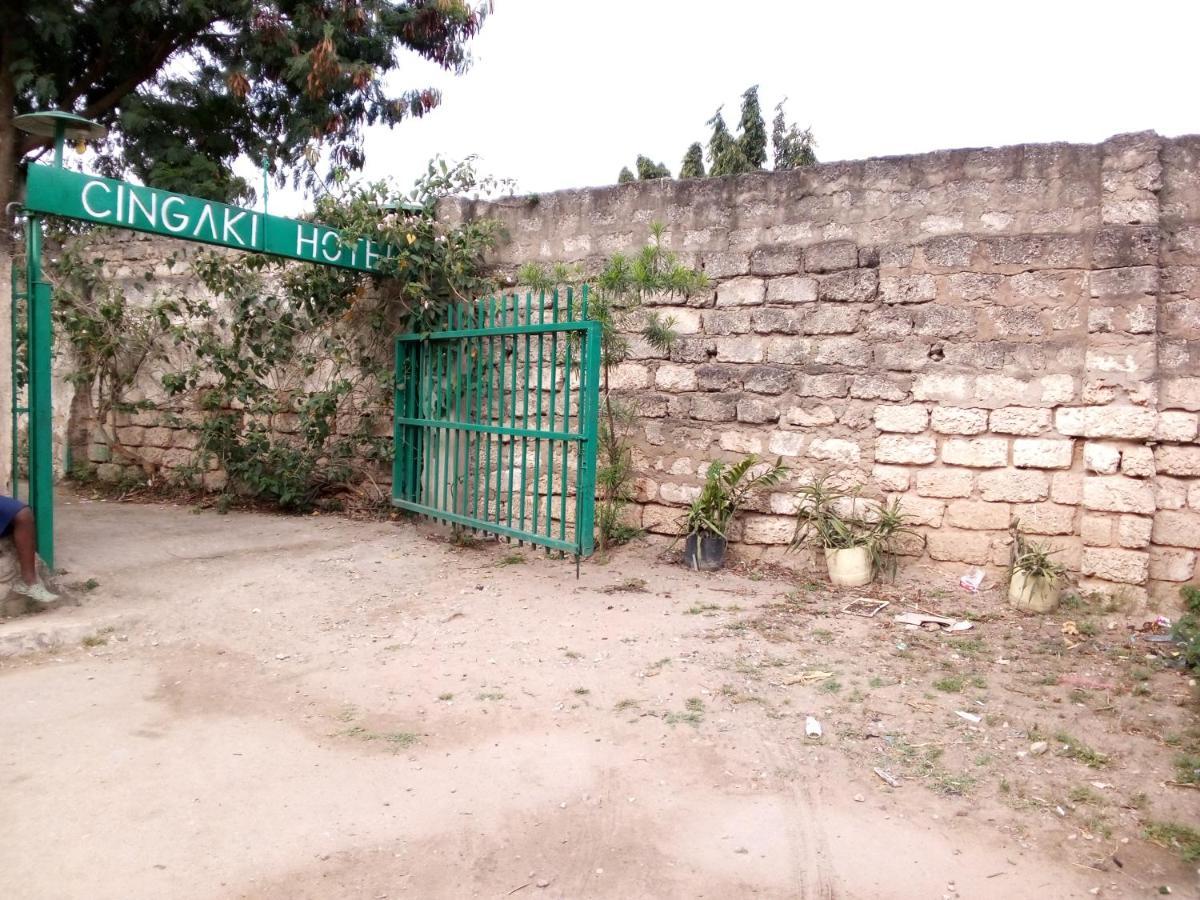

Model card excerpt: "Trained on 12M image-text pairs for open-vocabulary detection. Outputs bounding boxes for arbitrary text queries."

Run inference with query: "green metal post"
[25,216,54,568]
[576,316,601,559]
[10,260,23,498]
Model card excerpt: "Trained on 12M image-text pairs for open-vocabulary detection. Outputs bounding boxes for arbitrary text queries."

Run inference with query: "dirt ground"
[1,490,1197,900]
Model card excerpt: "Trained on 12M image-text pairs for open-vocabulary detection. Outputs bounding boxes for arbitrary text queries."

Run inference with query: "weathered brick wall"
[437,131,1200,602]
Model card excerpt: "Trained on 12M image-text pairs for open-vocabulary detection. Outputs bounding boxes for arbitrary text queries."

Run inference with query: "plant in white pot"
[1007,521,1065,614]
[789,475,918,587]
[680,455,787,571]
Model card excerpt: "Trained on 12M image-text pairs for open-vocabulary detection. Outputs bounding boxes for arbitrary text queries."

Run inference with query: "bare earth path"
[1,493,1195,899]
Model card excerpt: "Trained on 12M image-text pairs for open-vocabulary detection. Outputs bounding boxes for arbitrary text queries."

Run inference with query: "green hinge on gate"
[391,286,601,564]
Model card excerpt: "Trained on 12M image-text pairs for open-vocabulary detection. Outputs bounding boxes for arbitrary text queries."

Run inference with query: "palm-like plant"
[682,456,788,539]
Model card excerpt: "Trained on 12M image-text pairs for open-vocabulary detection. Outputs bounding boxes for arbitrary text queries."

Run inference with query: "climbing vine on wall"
[51,157,505,511]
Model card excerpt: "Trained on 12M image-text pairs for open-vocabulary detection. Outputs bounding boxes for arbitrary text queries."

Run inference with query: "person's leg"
[10,507,37,585]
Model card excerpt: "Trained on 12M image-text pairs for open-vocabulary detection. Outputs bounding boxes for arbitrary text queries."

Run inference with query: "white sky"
[265,0,1200,215]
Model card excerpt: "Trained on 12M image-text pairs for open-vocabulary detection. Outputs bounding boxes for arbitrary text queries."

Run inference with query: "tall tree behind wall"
[0,0,490,493]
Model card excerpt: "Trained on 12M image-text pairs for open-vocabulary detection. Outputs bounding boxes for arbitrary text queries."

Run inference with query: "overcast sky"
[264,0,1200,215]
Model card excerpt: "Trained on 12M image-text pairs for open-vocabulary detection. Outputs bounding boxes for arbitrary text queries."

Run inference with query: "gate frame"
[391,292,601,560]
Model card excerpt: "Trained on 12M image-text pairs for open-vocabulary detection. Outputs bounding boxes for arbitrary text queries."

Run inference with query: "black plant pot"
[683,531,727,571]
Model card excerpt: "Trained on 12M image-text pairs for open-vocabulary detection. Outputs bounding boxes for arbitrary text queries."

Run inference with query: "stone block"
[702,309,753,335]
[741,514,795,545]
[816,269,878,302]
[171,430,202,450]
[765,337,812,364]
[1161,377,1200,411]
[796,374,849,398]
[813,338,871,367]
[1013,503,1075,535]
[927,530,992,565]
[659,482,701,505]
[750,247,800,276]
[892,495,945,527]
[977,469,1050,502]
[1055,406,1157,439]
[642,503,684,536]
[1120,445,1155,478]
[873,405,929,434]
[912,374,972,403]
[803,305,862,335]
[1117,515,1153,549]
[1080,547,1149,585]
[849,376,910,402]
[715,337,766,363]
[1051,472,1083,505]
[768,431,806,457]
[1155,445,1200,477]
[202,471,228,492]
[803,240,858,273]
[719,431,763,454]
[915,468,974,498]
[737,365,788,395]
[1152,510,1200,549]
[1080,514,1113,547]
[1012,439,1073,470]
[807,438,862,464]
[751,308,806,334]
[1040,374,1076,405]
[946,500,1010,530]
[1157,411,1199,442]
[1082,475,1156,514]
[1156,476,1188,511]
[1083,442,1121,475]
[700,252,751,279]
[88,442,111,463]
[873,465,911,491]
[654,364,697,393]
[922,235,978,268]
[696,364,741,392]
[96,463,124,482]
[786,405,837,427]
[609,362,650,390]
[116,426,146,446]
[942,438,1008,468]
[930,407,988,435]
[690,396,737,422]
[875,435,937,465]
[874,342,933,372]
[765,275,818,304]
[912,305,977,337]
[737,398,779,424]
[1148,547,1197,582]
[880,274,937,305]
[715,277,766,307]
[142,427,173,448]
[989,408,1051,435]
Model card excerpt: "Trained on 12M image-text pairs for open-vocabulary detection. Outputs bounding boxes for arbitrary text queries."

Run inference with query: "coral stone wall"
[438,131,1200,602]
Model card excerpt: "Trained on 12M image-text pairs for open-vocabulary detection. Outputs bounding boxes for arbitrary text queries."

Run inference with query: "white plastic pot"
[1008,571,1059,614]
[825,546,872,588]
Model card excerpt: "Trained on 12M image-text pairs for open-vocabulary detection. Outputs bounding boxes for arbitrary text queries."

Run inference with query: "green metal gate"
[392,287,601,559]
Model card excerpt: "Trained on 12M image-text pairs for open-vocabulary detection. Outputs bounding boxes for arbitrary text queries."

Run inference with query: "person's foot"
[12,581,58,604]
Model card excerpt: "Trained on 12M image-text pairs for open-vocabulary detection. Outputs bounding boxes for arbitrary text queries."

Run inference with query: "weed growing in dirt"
[602,578,647,594]
[477,691,505,701]
[1068,785,1103,805]
[573,687,590,696]
[665,698,705,727]
[818,679,842,694]
[496,553,526,566]
[614,698,639,711]
[340,726,419,750]
[948,638,985,656]
[437,693,454,701]
[811,628,834,644]
[1174,753,1200,785]
[685,603,720,615]
[81,633,108,648]
[934,675,964,693]
[1054,731,1110,768]
[563,650,583,659]
[1143,821,1200,861]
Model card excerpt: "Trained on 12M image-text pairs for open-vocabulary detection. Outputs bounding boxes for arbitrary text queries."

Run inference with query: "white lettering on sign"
[222,208,248,247]
[81,180,113,219]
[296,224,318,258]
[364,241,380,271]
[320,230,342,263]
[161,196,188,233]
[127,189,158,229]
[192,204,218,241]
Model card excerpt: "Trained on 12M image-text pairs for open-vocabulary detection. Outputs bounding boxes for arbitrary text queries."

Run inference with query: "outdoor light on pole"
[11,109,107,568]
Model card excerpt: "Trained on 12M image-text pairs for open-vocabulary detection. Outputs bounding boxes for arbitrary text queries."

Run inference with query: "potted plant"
[680,455,787,570]
[789,475,919,587]
[1008,520,1065,613]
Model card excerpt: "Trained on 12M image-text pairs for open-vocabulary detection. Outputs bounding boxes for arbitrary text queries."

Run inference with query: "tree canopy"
[679,142,705,179]
[0,0,490,213]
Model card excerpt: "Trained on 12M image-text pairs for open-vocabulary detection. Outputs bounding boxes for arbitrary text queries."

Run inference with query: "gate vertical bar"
[10,258,24,499]
[26,216,54,568]
[575,311,599,558]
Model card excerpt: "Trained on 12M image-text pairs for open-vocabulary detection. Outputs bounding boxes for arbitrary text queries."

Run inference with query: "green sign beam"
[24,165,394,274]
